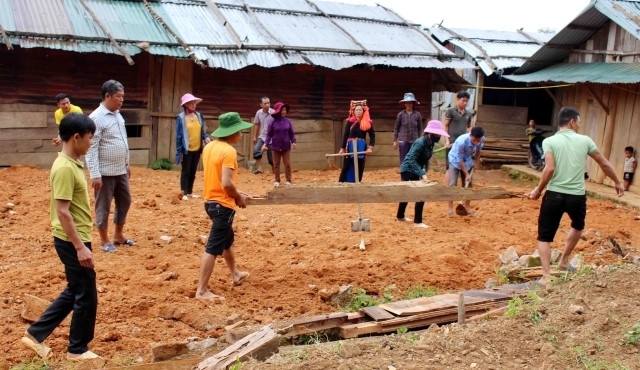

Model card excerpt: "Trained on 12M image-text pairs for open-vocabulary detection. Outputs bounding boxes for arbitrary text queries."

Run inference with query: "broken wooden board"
[377,290,513,316]
[197,325,279,370]
[361,306,396,321]
[340,302,507,338]
[248,182,520,205]
[283,312,364,338]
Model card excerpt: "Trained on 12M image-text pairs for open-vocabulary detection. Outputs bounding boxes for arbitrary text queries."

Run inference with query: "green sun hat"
[211,112,253,138]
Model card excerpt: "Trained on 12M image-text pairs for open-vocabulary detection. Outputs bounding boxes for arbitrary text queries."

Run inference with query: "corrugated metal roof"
[504,62,640,83]
[1,0,470,73]
[514,0,639,74]
[427,26,553,75]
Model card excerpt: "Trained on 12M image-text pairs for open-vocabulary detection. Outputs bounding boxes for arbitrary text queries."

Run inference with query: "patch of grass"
[619,323,640,346]
[151,158,173,170]
[112,354,139,367]
[397,327,408,334]
[505,292,542,323]
[290,329,340,346]
[9,359,50,370]
[229,355,243,370]
[494,268,511,285]
[404,285,439,300]
[572,346,629,369]
[347,285,397,312]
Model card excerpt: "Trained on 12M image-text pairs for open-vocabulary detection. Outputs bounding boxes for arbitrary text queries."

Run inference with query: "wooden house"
[0,0,472,170]
[505,0,640,190]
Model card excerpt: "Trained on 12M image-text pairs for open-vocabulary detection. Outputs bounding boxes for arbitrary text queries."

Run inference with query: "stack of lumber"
[481,137,529,164]
[282,287,526,340]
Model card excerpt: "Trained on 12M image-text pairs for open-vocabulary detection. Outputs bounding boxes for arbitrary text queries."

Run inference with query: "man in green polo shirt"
[527,107,624,288]
[21,113,102,361]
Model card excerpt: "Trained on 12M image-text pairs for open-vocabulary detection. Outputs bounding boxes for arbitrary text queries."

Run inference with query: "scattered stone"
[569,254,584,269]
[569,304,584,314]
[10,234,23,240]
[595,280,607,288]
[22,294,70,326]
[517,255,531,268]
[6,202,14,208]
[9,210,16,215]
[484,278,497,289]
[186,337,217,352]
[102,331,121,342]
[160,235,173,243]
[319,285,352,307]
[150,341,189,362]
[550,250,562,264]
[527,255,541,268]
[253,315,272,324]
[634,215,640,220]
[225,313,242,325]
[499,246,519,264]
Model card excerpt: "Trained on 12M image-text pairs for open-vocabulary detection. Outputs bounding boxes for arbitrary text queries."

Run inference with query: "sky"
[333,0,592,32]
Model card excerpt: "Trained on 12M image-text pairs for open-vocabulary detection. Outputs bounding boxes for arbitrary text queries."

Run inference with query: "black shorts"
[204,201,235,255]
[537,190,587,242]
[623,172,634,181]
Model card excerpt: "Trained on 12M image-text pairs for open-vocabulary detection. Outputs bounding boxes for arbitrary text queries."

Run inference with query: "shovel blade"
[351,219,370,232]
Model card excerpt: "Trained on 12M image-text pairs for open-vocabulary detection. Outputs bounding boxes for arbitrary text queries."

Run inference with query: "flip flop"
[114,239,136,246]
[21,336,52,359]
[101,244,117,252]
[233,271,250,286]
[67,350,101,361]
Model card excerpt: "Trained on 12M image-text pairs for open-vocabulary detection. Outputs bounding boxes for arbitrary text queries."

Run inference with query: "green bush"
[151,158,172,171]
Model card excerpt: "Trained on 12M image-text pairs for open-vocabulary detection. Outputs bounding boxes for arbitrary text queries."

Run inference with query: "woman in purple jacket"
[262,102,296,187]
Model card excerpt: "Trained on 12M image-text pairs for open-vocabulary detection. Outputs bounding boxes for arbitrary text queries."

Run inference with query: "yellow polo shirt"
[55,104,83,124]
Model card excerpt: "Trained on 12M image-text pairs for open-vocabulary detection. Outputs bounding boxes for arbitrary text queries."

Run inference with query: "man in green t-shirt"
[21,113,102,361]
[527,107,624,287]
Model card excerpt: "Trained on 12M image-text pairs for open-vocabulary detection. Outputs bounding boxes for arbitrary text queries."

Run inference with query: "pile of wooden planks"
[481,137,529,164]
[281,287,527,340]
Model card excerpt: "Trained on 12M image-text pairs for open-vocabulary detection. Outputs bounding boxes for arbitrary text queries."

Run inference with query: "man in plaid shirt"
[86,80,136,252]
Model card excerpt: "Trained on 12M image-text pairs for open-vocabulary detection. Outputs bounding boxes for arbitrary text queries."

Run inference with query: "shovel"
[349,146,370,232]
[455,168,474,216]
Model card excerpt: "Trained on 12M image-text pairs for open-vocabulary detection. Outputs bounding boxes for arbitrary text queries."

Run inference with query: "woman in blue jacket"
[176,93,210,200]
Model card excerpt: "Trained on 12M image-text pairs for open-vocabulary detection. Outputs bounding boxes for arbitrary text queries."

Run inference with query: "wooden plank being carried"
[248,182,518,205]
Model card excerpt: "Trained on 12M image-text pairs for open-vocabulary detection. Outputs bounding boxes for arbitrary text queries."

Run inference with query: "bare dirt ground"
[1,159,639,369]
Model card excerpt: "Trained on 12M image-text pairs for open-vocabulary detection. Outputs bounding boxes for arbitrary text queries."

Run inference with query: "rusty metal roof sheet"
[0,0,470,72]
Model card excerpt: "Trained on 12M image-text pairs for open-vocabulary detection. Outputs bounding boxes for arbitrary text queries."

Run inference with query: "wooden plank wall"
[475,104,529,138]
[0,48,152,168]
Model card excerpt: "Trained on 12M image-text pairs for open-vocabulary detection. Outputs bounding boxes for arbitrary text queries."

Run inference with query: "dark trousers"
[27,238,97,354]
[398,141,413,166]
[272,150,292,183]
[338,157,365,182]
[180,150,201,195]
[396,172,424,224]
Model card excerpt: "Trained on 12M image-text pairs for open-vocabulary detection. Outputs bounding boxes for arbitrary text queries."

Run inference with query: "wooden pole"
[0,25,13,50]
[78,0,135,65]
[457,292,465,324]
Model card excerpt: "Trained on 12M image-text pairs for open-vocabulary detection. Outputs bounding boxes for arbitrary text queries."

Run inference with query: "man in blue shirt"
[447,126,484,216]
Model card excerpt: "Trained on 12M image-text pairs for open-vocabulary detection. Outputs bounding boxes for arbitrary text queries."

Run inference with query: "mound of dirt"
[0,163,638,368]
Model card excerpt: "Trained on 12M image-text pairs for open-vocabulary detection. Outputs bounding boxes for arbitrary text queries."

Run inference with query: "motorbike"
[528,129,552,171]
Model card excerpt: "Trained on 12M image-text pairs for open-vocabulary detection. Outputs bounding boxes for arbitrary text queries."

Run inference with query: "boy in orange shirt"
[196,112,252,302]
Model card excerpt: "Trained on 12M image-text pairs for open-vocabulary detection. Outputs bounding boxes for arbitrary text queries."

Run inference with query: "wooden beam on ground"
[283,312,363,337]
[248,182,521,205]
[197,325,279,370]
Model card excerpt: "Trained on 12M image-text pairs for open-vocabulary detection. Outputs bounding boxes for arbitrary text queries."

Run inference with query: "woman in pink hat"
[176,93,211,200]
[262,102,296,187]
[396,120,449,228]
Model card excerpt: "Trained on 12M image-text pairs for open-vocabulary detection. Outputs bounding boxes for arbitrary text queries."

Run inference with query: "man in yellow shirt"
[196,112,252,302]
[52,93,83,146]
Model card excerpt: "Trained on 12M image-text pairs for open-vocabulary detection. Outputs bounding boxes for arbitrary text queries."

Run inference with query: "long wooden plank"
[340,304,503,338]
[0,112,48,128]
[361,306,396,321]
[248,182,516,205]
[378,293,506,316]
[284,312,359,337]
